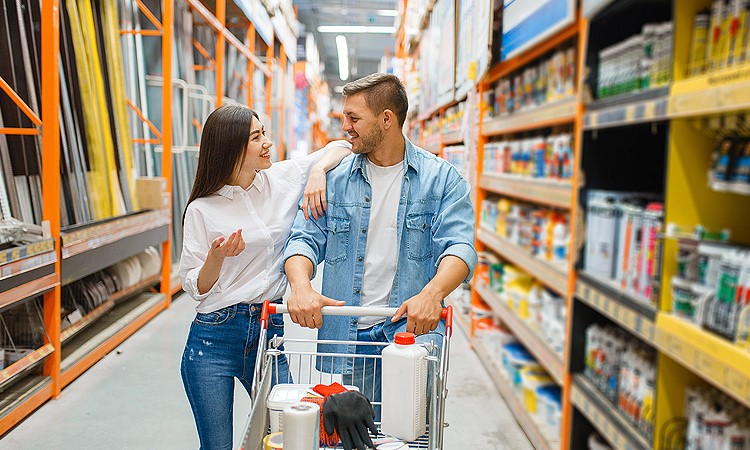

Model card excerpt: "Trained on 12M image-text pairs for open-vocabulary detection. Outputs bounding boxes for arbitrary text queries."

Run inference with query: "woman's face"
[238,116,273,174]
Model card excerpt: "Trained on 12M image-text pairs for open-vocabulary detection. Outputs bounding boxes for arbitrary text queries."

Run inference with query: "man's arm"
[392,169,478,335]
[282,198,345,328]
[392,255,469,335]
[284,255,344,329]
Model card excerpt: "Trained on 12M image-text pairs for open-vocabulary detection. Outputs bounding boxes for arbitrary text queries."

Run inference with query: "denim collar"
[350,135,420,180]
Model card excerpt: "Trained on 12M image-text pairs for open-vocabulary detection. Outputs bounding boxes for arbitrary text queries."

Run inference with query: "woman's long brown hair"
[182,105,260,225]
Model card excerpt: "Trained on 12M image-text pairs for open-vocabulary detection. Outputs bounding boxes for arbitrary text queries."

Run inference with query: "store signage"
[501,0,575,61]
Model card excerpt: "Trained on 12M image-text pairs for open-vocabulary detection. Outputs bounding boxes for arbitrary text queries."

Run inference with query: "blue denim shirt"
[282,137,477,373]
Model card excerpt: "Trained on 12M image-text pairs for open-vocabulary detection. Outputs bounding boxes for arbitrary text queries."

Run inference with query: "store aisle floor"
[1,293,532,449]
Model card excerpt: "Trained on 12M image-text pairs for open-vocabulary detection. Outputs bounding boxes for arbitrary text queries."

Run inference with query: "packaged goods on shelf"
[422,115,442,150]
[409,121,422,145]
[709,136,750,195]
[670,238,750,343]
[483,134,574,181]
[689,0,750,76]
[480,251,567,356]
[60,246,161,330]
[596,22,673,99]
[500,342,562,435]
[481,197,571,269]
[484,46,576,118]
[584,191,664,306]
[442,102,465,134]
[584,324,656,440]
[684,385,750,449]
[443,145,470,180]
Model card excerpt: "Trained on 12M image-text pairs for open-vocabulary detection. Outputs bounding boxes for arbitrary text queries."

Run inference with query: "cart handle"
[261,300,453,336]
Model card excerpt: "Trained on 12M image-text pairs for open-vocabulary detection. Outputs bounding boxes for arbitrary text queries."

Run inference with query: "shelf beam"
[480,174,572,209]
[160,0,173,308]
[575,272,657,346]
[477,227,569,296]
[0,273,59,311]
[0,378,52,435]
[482,98,577,137]
[655,314,750,408]
[41,0,62,399]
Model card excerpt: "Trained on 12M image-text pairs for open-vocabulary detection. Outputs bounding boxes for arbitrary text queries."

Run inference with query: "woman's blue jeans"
[180,302,289,450]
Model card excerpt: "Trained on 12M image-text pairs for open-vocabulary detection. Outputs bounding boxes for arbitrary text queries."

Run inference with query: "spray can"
[728,0,748,66]
[690,12,711,76]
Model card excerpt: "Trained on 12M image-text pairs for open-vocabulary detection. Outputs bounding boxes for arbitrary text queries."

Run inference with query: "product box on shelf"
[584,190,664,306]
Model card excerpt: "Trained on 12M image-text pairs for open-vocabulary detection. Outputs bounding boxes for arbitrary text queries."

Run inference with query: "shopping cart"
[239,300,454,450]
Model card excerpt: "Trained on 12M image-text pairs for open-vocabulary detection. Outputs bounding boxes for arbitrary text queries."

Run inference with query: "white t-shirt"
[179,141,351,313]
[358,158,406,328]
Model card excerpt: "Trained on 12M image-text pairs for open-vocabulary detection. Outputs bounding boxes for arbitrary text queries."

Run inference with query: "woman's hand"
[207,229,245,260]
[302,167,327,220]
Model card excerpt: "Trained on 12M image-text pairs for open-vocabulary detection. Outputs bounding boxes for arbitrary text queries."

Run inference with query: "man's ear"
[382,109,396,130]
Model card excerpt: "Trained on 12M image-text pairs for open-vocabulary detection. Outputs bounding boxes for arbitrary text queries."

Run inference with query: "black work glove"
[323,390,378,450]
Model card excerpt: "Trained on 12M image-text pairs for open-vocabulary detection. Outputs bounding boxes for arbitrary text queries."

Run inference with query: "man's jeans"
[342,319,442,421]
[180,302,289,450]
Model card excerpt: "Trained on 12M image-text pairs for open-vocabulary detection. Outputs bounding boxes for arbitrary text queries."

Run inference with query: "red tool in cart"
[239,300,454,450]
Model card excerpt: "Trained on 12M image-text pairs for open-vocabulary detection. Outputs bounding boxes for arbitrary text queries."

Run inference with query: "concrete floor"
[1,291,533,449]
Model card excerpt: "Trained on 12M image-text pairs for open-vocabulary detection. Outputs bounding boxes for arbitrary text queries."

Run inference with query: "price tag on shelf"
[468,61,477,81]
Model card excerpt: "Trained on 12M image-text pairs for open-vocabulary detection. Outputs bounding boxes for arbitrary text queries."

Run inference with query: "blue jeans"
[342,319,442,420]
[180,302,289,450]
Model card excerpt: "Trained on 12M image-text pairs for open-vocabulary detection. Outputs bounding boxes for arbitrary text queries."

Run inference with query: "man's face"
[341,93,384,155]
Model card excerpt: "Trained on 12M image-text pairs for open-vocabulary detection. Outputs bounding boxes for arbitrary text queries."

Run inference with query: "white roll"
[282,402,320,450]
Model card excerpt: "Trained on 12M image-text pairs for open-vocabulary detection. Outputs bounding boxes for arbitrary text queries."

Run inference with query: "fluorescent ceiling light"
[318,25,396,33]
[377,10,399,16]
[336,35,349,81]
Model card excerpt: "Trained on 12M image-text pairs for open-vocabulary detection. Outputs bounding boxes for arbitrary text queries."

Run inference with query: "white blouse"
[179,141,350,313]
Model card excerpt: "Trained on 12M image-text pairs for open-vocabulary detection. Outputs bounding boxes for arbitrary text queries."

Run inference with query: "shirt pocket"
[406,212,434,261]
[325,215,351,264]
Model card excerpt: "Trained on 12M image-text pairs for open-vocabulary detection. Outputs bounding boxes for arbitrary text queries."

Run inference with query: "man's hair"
[342,73,408,127]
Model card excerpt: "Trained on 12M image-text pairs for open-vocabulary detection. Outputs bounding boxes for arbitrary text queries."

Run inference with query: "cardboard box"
[136,177,169,210]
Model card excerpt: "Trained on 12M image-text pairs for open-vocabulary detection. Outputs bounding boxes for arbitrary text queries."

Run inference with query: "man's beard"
[353,127,384,154]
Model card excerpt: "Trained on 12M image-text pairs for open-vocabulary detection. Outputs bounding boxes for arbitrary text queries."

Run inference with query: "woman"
[179,105,350,449]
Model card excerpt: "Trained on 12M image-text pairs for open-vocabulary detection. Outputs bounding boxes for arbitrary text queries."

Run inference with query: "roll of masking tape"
[263,432,284,449]
[283,402,320,450]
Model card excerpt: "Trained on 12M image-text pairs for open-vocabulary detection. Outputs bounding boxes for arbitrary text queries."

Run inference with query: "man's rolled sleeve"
[437,243,478,283]
[431,168,478,283]
[281,208,329,279]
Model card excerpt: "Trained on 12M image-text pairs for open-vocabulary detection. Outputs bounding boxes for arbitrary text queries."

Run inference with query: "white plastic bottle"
[381,332,428,441]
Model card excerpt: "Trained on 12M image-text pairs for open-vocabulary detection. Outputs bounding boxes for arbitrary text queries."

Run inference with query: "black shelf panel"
[0,263,55,296]
[61,224,168,285]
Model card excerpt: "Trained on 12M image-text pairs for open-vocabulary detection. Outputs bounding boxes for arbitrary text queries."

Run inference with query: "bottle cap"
[394,332,415,345]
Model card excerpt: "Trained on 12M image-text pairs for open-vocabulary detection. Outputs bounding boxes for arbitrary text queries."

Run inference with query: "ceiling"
[294,0,398,94]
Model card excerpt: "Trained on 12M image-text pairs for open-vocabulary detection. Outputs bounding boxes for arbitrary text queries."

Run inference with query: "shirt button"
[365,197,370,202]
[361,228,367,233]
[357,256,363,262]
[354,288,360,294]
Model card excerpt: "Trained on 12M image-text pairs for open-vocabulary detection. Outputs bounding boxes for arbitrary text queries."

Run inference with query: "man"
[282,73,476,410]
